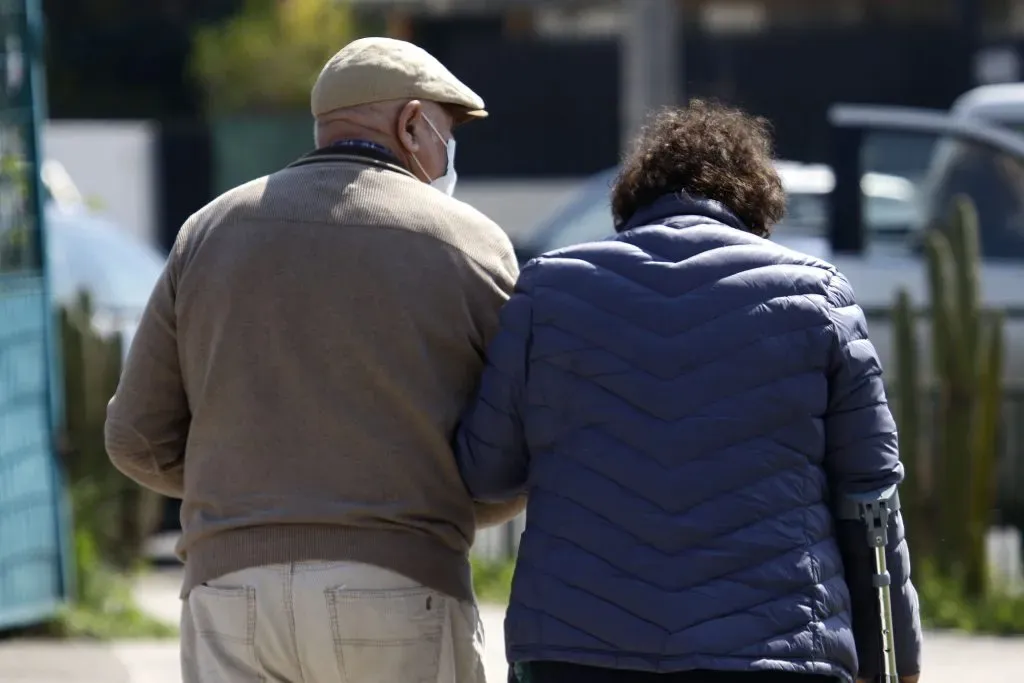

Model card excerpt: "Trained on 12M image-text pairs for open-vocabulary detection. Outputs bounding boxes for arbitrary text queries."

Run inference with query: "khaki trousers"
[181,561,487,683]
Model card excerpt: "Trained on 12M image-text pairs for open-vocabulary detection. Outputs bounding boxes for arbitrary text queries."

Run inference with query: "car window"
[996,122,1024,136]
[867,195,920,233]
[530,187,860,255]
[849,128,1024,260]
[530,173,617,253]
[918,138,1024,258]
[780,193,828,235]
[526,171,921,257]
[540,198,615,252]
[861,132,937,184]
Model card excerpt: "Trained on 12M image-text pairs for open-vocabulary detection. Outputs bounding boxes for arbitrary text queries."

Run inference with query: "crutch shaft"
[874,547,898,682]
[837,485,901,683]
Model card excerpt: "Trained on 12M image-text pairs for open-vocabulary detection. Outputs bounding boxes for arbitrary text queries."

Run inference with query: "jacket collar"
[621,191,748,233]
[287,145,417,180]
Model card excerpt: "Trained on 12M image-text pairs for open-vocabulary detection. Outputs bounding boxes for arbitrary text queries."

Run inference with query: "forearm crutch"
[838,485,901,683]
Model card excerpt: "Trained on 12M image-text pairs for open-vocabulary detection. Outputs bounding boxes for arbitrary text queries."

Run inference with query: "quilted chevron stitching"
[491,221,860,671]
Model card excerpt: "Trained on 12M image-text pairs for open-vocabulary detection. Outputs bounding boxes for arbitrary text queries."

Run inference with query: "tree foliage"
[191,0,359,115]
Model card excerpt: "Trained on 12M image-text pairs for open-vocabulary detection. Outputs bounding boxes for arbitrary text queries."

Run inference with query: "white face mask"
[413,114,458,196]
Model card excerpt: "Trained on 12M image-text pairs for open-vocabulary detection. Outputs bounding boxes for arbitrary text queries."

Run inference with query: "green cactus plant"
[891,288,928,553]
[970,308,1004,595]
[925,223,970,576]
[914,196,1004,598]
[890,195,1004,598]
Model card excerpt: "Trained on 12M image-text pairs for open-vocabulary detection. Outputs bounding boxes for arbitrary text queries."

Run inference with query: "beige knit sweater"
[106,148,525,599]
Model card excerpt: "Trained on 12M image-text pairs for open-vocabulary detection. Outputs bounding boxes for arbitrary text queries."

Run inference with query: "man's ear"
[396,99,423,155]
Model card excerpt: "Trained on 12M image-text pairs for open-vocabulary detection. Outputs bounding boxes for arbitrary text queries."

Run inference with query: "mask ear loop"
[421,114,451,176]
[409,150,432,182]
[395,110,427,181]
[400,112,448,182]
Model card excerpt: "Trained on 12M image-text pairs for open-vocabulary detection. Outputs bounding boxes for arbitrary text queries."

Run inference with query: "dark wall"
[43,8,989,241]
[156,121,213,252]
[42,0,242,119]
[427,26,976,178]
[682,26,973,164]
[41,0,240,250]
[445,37,621,177]
[408,18,622,177]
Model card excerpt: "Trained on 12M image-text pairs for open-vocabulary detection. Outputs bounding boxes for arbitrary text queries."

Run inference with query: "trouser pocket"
[326,586,446,683]
[184,584,262,683]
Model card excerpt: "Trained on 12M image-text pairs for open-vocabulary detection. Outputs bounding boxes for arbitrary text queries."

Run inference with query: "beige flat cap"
[312,37,487,123]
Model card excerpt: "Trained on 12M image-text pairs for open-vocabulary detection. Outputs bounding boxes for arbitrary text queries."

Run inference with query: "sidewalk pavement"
[3,567,1024,682]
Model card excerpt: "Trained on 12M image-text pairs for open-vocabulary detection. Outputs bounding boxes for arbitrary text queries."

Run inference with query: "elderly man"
[105,37,523,683]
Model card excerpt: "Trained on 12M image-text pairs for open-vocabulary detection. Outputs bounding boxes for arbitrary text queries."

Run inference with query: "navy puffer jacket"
[455,193,922,682]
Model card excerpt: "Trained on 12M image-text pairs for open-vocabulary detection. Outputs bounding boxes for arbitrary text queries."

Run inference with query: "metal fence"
[0,0,69,629]
[0,279,66,627]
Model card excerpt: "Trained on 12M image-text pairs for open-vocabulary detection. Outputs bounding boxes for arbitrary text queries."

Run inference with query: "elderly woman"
[455,100,922,683]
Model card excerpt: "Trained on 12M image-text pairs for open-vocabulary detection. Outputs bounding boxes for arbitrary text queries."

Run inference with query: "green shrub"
[471,556,515,605]
[191,0,359,115]
[45,527,176,639]
[46,294,174,639]
[916,560,1024,635]
[59,295,165,572]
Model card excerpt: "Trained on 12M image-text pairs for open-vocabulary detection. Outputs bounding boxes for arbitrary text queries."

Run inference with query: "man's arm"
[105,249,190,499]
[825,272,922,681]
[473,496,527,528]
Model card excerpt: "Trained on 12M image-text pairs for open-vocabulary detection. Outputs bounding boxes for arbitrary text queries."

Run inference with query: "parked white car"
[41,161,165,345]
[520,161,920,255]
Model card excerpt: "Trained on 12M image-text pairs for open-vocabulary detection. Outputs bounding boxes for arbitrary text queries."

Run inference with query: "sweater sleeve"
[824,271,923,679]
[105,247,189,499]
[455,278,534,504]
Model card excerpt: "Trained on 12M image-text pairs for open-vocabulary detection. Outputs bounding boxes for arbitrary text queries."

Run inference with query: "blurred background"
[5,0,1024,680]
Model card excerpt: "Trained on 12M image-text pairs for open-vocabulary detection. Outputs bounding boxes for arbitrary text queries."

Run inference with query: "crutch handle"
[837,485,900,548]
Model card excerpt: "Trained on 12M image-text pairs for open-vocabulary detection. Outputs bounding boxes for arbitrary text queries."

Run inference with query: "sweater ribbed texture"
[106,151,523,599]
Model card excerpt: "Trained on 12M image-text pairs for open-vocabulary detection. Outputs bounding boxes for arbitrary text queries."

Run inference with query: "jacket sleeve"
[455,283,533,504]
[105,249,189,499]
[824,272,922,679]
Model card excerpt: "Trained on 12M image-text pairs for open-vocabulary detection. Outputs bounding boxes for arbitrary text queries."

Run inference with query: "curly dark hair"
[611,99,786,238]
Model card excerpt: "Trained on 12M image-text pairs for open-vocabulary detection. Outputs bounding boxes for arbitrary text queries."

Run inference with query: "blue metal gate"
[0,0,69,628]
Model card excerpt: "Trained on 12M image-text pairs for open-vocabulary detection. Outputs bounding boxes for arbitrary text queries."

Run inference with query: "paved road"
[2,568,1024,682]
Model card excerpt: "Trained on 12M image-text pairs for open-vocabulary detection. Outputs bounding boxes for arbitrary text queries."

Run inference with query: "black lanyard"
[330,139,402,165]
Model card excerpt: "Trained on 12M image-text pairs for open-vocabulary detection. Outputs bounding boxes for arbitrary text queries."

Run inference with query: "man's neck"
[318,118,395,152]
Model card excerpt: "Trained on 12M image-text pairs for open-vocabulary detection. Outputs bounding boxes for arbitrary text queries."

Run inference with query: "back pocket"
[186,584,261,682]
[326,586,446,683]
